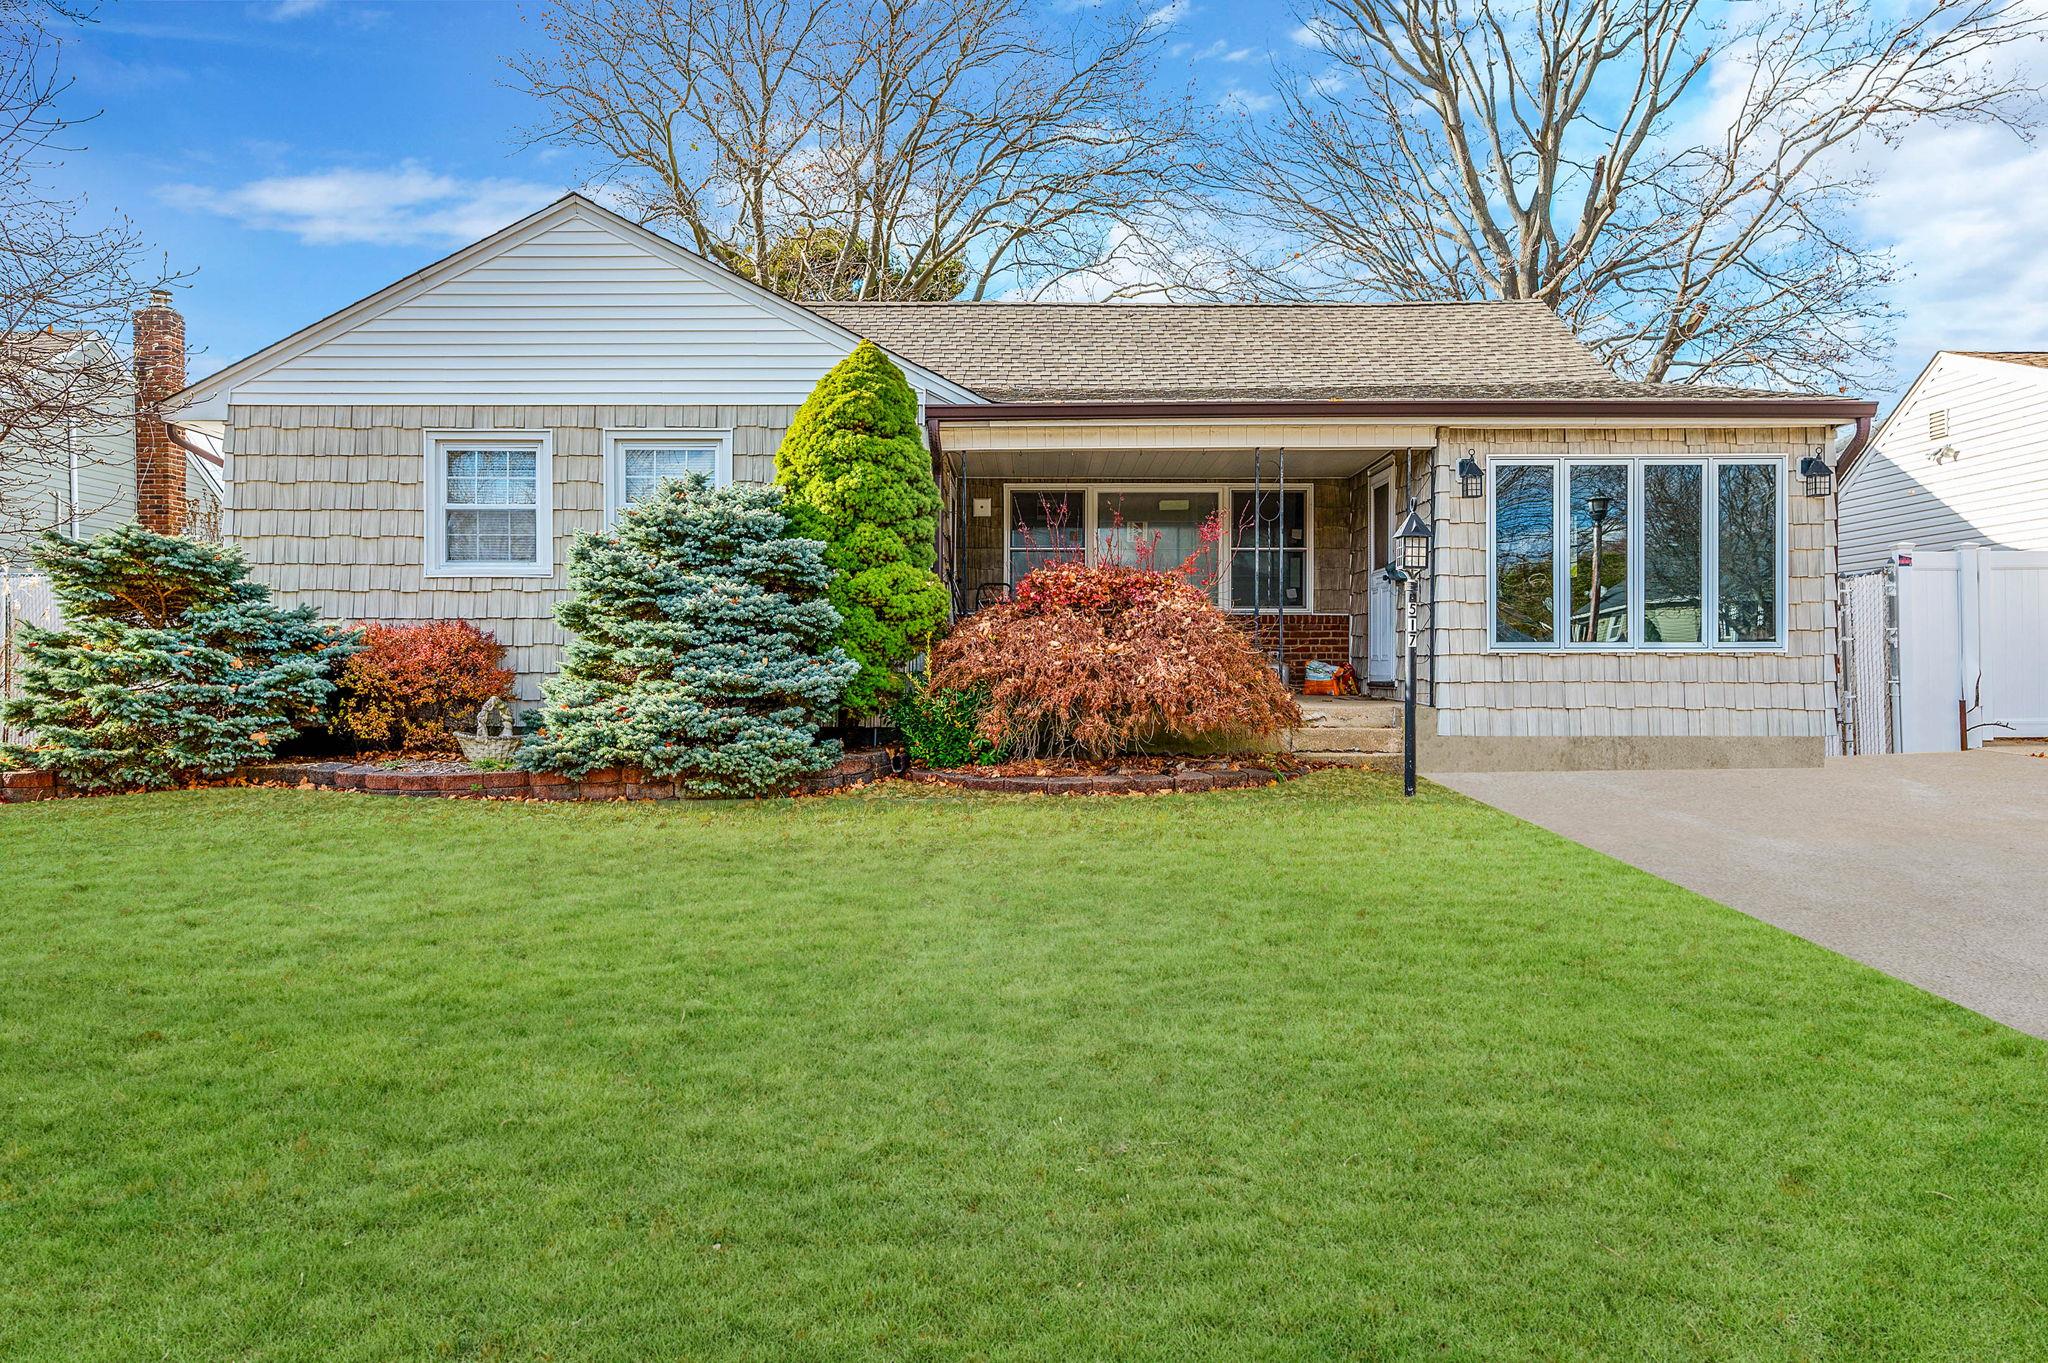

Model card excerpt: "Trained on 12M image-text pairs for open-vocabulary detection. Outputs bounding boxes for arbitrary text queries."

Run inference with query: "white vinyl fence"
[1839,546,2048,754]
[1,570,60,746]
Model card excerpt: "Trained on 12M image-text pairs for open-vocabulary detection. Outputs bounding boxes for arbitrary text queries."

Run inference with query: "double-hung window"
[605,430,732,522]
[426,432,552,578]
[1488,456,1785,650]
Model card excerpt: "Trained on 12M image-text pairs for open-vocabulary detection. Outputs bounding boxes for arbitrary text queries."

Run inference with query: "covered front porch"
[927,412,1434,694]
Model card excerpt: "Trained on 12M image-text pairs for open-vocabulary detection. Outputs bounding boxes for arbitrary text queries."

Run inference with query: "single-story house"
[1840,350,2048,571]
[165,194,1875,770]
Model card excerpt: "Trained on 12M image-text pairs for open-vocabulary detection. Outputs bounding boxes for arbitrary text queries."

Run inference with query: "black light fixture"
[1799,445,1834,497]
[1392,506,1432,799]
[1396,507,1432,575]
[1586,493,1611,525]
[1457,450,1484,497]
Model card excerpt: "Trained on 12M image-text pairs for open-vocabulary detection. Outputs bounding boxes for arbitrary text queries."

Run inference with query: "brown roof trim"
[926,396,1879,422]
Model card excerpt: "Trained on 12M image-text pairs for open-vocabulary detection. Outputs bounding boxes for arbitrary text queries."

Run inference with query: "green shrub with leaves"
[774,340,947,714]
[0,526,356,790]
[519,476,857,796]
[892,673,1006,769]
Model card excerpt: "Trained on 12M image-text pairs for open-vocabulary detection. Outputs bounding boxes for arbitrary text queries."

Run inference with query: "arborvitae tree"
[520,475,857,796]
[0,526,355,789]
[774,341,947,714]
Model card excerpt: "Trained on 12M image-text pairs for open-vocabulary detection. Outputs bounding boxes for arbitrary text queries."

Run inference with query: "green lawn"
[2,773,2043,1361]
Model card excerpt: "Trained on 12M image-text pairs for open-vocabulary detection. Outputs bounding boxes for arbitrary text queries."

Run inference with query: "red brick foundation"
[0,752,892,802]
[1230,612,1353,677]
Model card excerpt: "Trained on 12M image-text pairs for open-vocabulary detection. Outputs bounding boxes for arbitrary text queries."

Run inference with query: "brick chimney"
[133,289,187,535]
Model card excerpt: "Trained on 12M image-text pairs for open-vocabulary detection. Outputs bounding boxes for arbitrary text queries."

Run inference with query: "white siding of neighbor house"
[0,414,135,563]
[228,404,797,701]
[182,202,978,414]
[1840,354,2048,572]
[1430,426,1838,739]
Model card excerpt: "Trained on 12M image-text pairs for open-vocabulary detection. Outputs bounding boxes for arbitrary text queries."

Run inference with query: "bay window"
[1489,457,1784,650]
[426,431,552,578]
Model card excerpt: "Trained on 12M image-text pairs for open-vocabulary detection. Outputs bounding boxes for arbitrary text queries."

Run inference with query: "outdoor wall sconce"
[1457,451,1484,497]
[1799,445,1834,497]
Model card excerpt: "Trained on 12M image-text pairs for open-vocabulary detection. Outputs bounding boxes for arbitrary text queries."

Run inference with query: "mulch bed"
[906,753,1302,795]
[1,751,892,803]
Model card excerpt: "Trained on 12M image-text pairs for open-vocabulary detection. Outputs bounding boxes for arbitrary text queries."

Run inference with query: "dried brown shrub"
[929,562,1301,758]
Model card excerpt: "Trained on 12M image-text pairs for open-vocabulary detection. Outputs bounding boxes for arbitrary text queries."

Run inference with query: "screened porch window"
[1096,490,1221,600]
[1009,488,1085,582]
[1228,489,1307,610]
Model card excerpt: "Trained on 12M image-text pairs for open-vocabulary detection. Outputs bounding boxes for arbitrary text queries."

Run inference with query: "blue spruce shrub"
[0,526,356,790]
[520,475,858,796]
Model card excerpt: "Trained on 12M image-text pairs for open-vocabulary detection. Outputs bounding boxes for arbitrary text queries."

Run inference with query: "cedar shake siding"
[1420,426,1838,768]
[227,404,798,700]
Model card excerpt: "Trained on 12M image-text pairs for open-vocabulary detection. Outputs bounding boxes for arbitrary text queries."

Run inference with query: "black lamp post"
[1584,493,1611,642]
[1393,507,1432,797]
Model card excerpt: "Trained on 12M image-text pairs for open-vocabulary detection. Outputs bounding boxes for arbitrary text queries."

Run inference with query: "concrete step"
[1286,725,1402,754]
[1296,697,1404,728]
[1294,751,1403,772]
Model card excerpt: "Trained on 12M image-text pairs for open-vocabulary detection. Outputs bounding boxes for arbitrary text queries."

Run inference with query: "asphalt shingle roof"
[809,300,1626,401]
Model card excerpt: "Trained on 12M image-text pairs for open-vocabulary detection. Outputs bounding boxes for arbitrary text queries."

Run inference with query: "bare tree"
[508,0,1207,300]
[1,0,172,543]
[1217,0,2046,389]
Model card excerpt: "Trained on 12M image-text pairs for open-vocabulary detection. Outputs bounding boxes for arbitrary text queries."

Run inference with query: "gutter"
[925,396,1880,423]
[1832,413,1875,485]
[165,422,225,468]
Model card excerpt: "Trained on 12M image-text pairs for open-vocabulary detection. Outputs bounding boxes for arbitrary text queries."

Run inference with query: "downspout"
[65,417,79,538]
[1833,414,1873,485]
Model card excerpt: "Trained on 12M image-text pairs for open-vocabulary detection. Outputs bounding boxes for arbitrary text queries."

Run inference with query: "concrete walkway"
[1439,749,2048,1037]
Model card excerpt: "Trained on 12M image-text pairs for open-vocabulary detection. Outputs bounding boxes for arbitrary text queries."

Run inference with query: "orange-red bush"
[334,620,515,753]
[929,562,1301,758]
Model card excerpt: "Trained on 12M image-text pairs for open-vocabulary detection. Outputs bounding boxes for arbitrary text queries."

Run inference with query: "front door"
[1367,470,1397,683]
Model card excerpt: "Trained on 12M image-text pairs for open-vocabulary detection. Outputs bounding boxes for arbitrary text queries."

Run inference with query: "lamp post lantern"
[1584,493,1612,642]
[1392,507,1432,797]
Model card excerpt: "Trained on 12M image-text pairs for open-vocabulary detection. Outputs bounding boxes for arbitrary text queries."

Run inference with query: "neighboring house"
[166,194,1874,770]
[1840,351,2048,571]
[0,303,225,566]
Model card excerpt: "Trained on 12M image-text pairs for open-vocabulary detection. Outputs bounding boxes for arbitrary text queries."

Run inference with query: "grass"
[1,771,2043,1361]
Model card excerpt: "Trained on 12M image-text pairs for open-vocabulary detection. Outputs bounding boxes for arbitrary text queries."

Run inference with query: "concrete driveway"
[1438,749,2048,1038]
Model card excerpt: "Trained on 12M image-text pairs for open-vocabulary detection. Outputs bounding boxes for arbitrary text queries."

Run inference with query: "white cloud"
[1305,69,1350,97]
[1189,38,1255,62]
[1855,122,2048,393]
[1142,1,1191,32]
[160,163,564,247]
[1290,19,1339,50]
[262,0,331,18]
[1218,86,1277,113]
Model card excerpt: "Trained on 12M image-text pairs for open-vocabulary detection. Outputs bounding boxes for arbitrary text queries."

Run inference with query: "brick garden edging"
[905,764,1290,795]
[1,751,892,803]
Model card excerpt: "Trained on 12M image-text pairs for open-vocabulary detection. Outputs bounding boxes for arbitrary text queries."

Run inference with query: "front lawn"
[2,773,2042,1360]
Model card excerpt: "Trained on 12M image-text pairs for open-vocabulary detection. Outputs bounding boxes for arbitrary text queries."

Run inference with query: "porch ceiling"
[942,446,1400,481]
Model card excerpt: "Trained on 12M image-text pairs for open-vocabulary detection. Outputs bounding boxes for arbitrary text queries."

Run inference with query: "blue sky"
[45,0,2048,402]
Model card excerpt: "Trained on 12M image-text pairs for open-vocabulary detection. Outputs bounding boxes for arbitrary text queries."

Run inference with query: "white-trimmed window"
[425,431,552,578]
[1002,484,1313,611]
[1487,456,1786,651]
[604,429,733,522]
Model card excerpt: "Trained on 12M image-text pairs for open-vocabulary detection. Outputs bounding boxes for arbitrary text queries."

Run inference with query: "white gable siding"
[231,218,891,405]
[183,201,980,415]
[1842,355,2048,571]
